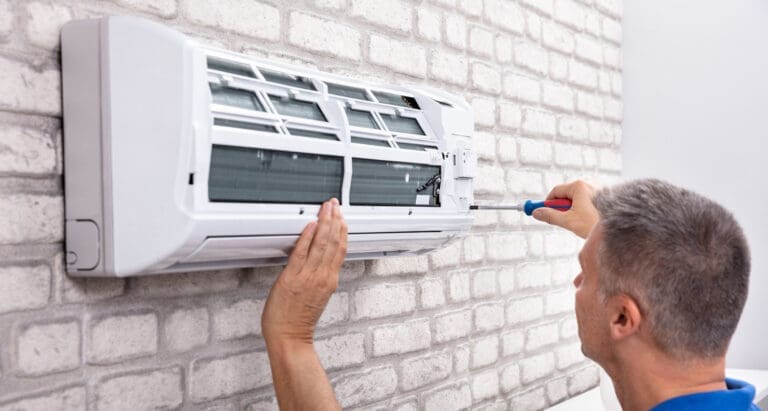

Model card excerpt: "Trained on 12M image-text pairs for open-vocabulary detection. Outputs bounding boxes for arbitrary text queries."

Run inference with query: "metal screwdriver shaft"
[470,199,572,216]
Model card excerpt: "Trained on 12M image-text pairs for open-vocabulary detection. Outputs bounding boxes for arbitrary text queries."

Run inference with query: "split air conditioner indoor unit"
[61,16,476,277]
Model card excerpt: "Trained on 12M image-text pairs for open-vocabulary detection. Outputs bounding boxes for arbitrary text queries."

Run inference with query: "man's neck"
[605,350,727,411]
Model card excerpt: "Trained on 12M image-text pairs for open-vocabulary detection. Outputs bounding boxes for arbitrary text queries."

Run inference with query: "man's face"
[574,223,611,363]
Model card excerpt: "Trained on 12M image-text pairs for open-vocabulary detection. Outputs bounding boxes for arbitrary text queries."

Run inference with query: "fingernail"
[532,209,542,219]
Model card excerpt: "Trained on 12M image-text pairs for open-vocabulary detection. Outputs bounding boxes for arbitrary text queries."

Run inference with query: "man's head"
[575,179,750,366]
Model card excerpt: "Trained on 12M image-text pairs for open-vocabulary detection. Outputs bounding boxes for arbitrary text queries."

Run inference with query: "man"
[261,180,760,410]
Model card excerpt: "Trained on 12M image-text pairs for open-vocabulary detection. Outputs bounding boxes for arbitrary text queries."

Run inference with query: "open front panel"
[350,159,440,207]
[209,145,343,204]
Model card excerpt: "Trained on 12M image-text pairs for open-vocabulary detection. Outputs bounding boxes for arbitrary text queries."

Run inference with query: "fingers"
[305,199,334,271]
[532,207,568,228]
[284,221,318,275]
[545,181,580,200]
[321,199,344,267]
[331,218,349,271]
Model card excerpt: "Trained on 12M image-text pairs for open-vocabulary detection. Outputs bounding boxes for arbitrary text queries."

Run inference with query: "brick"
[553,259,579,285]
[507,296,544,324]
[484,0,525,33]
[474,302,504,332]
[502,330,524,356]
[183,0,279,40]
[497,136,517,163]
[556,342,585,369]
[514,42,548,75]
[475,163,505,195]
[417,6,442,41]
[585,9,601,36]
[445,14,467,50]
[471,63,501,94]
[525,322,560,350]
[164,307,208,352]
[131,270,239,298]
[0,265,50,314]
[561,316,578,339]
[472,370,500,402]
[428,240,462,269]
[400,351,452,390]
[554,143,583,167]
[315,0,345,10]
[554,0,586,30]
[542,83,575,112]
[496,34,513,63]
[559,116,589,140]
[472,269,496,298]
[520,352,555,383]
[471,97,496,126]
[547,377,569,403]
[353,282,415,320]
[373,319,431,356]
[506,169,544,195]
[0,124,57,175]
[576,91,603,117]
[448,271,471,302]
[518,138,553,165]
[114,0,177,17]
[0,57,60,116]
[288,12,361,60]
[604,97,623,121]
[516,261,552,289]
[542,21,574,54]
[419,277,446,309]
[0,195,62,244]
[525,11,541,40]
[469,26,495,57]
[500,363,521,393]
[191,351,271,401]
[333,366,397,408]
[0,386,85,411]
[599,70,612,93]
[60,275,125,303]
[459,0,483,16]
[487,232,527,261]
[369,35,427,78]
[599,148,622,171]
[245,397,278,411]
[612,71,622,96]
[24,2,72,50]
[546,231,579,256]
[434,309,472,343]
[588,120,614,144]
[583,147,598,168]
[569,60,599,89]
[549,52,569,81]
[575,34,603,65]
[97,368,182,411]
[499,102,522,129]
[316,333,365,370]
[595,0,623,18]
[17,320,80,376]
[351,0,412,32]
[88,312,157,364]
[602,17,622,44]
[454,344,470,373]
[212,298,263,341]
[371,255,429,276]
[471,335,498,368]
[503,72,540,103]
[510,387,547,410]
[569,366,599,394]
[498,267,515,295]
[546,289,575,315]
[0,0,12,38]
[474,131,497,161]
[521,0,553,15]
[423,383,472,411]
[318,291,349,327]
[340,260,365,282]
[522,109,556,136]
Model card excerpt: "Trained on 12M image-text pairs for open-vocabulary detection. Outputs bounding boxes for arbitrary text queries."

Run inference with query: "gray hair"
[592,179,750,360]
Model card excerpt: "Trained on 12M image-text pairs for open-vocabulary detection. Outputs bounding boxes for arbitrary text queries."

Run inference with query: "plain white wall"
[623,0,768,368]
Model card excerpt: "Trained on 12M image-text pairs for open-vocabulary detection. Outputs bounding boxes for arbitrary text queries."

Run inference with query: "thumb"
[532,207,568,228]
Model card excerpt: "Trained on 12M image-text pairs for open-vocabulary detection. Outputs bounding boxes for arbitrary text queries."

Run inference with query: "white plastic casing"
[62,16,475,277]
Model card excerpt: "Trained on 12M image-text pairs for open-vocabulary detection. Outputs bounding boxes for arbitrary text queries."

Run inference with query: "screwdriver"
[470,199,572,216]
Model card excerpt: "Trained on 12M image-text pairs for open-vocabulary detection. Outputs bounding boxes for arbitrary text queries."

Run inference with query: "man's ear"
[606,293,642,341]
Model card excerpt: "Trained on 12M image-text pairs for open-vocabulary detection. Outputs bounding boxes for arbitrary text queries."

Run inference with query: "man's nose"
[573,272,583,288]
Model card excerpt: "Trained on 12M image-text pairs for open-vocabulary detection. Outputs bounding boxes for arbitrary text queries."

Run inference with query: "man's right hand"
[532,180,600,239]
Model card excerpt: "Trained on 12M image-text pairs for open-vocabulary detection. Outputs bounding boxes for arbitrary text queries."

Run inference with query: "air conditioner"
[61,16,476,277]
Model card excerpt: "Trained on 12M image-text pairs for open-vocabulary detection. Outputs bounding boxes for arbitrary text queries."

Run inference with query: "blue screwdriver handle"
[523,199,573,216]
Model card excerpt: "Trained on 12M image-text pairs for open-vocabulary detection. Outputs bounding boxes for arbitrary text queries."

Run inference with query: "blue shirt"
[651,378,761,411]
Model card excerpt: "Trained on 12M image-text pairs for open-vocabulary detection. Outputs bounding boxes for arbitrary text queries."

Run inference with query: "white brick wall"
[0,0,622,409]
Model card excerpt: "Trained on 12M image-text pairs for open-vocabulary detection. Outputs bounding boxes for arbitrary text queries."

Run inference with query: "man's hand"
[261,198,347,411]
[262,198,348,346]
[532,180,600,239]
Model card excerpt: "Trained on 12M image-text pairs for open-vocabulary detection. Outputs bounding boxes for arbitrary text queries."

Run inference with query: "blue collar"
[650,378,760,411]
